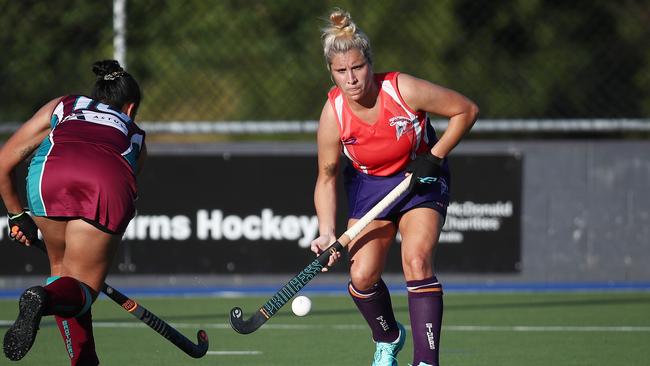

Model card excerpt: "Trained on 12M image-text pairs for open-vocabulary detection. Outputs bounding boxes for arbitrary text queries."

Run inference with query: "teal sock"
[46,275,61,285]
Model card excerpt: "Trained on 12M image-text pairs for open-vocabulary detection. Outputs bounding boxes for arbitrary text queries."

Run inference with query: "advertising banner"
[0,154,521,275]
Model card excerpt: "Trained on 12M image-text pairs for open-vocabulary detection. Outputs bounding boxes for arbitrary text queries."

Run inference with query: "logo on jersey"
[342,137,357,145]
[389,117,415,140]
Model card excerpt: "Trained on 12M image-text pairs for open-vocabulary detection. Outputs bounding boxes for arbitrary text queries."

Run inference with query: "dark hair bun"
[92,60,124,78]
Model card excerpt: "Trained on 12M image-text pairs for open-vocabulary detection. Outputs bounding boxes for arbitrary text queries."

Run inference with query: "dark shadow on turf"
[15,295,649,326]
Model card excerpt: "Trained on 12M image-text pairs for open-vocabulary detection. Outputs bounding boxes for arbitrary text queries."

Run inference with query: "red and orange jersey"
[327,72,437,176]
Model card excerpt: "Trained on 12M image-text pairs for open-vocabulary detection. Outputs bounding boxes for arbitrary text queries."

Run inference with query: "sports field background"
[2,1,650,365]
[1,291,649,365]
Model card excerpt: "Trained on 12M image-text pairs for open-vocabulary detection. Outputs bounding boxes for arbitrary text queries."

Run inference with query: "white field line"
[207,351,262,356]
[2,320,649,332]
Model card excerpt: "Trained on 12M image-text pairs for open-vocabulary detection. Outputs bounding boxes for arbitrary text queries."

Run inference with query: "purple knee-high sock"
[407,276,443,366]
[349,279,400,343]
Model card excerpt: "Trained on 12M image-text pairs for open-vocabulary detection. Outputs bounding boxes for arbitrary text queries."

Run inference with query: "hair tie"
[102,71,125,81]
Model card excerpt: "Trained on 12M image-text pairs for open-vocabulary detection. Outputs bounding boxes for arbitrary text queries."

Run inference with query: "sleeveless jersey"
[327,72,437,176]
[26,95,146,233]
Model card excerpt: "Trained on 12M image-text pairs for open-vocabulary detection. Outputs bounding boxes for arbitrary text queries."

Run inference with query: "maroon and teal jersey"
[327,71,438,177]
[26,95,145,234]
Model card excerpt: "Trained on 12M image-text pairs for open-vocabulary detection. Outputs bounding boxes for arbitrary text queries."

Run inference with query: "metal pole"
[113,0,127,69]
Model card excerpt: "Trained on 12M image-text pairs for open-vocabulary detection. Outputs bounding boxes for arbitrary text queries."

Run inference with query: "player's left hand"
[405,152,443,190]
[7,211,39,246]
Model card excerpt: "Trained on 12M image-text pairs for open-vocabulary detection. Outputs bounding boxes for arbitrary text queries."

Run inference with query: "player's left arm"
[398,73,479,159]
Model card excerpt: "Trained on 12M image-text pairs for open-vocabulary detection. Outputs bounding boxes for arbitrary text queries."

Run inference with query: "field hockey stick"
[20,238,209,358]
[229,175,412,334]
[99,283,208,358]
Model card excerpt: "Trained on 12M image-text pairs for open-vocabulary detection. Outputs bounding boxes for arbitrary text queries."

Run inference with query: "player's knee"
[349,270,381,291]
[402,256,431,278]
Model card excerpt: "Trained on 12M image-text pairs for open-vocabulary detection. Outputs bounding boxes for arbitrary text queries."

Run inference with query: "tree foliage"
[1,0,648,122]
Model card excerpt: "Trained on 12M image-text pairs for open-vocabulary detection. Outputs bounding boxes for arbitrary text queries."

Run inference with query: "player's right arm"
[311,101,342,268]
[0,98,58,214]
[0,97,58,245]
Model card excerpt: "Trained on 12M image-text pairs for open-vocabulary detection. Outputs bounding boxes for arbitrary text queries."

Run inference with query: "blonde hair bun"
[329,9,356,37]
[321,8,372,68]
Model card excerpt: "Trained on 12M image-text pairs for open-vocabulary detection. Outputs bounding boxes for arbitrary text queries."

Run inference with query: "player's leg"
[27,218,100,318]
[60,219,121,293]
[33,217,102,365]
[28,218,93,365]
[399,208,444,366]
[29,218,118,365]
[347,219,405,366]
[55,219,120,366]
[39,275,95,366]
[2,217,68,361]
[33,218,120,317]
[37,217,68,276]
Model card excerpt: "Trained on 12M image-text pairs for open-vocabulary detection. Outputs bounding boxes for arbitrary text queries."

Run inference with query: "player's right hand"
[310,234,341,272]
[7,211,39,246]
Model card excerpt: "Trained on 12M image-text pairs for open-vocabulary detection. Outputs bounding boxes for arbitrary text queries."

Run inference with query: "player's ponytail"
[91,60,141,117]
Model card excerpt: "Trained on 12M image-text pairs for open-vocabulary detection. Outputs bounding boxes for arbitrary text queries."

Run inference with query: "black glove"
[405,152,443,191]
[7,211,39,244]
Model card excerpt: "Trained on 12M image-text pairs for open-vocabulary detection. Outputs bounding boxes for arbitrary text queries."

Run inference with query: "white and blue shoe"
[371,322,406,366]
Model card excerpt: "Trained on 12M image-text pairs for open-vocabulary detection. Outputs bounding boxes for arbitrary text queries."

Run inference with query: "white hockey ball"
[291,295,312,317]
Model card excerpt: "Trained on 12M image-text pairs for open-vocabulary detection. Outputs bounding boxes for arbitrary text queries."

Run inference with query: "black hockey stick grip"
[21,238,209,358]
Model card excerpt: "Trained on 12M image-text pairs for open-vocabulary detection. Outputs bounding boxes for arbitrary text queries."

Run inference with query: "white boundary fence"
[2,119,650,135]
